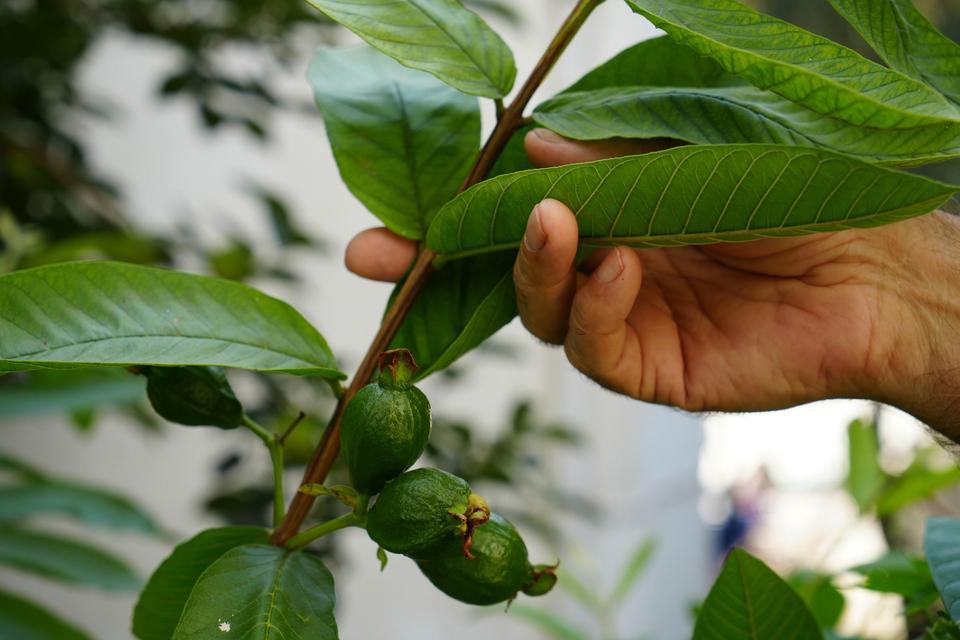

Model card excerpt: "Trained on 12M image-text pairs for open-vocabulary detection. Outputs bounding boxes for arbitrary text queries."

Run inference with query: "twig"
[270,0,604,546]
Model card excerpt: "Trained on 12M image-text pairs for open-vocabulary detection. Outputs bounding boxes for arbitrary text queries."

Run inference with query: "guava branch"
[271,0,604,546]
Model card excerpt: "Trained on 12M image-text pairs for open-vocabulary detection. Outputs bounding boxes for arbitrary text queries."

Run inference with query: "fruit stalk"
[271,0,605,547]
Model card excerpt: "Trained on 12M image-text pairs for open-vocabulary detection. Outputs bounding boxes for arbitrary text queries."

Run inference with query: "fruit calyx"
[448,492,491,559]
[377,349,418,389]
[523,561,560,597]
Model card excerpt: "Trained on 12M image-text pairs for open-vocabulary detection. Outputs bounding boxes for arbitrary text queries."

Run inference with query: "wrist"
[874,211,960,440]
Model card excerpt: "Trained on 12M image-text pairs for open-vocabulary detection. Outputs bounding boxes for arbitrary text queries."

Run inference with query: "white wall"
[0,2,711,638]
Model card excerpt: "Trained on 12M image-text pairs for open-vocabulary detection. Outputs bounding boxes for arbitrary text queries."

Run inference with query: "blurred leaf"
[506,604,588,640]
[0,262,345,379]
[693,549,820,640]
[0,482,159,534]
[19,232,168,269]
[69,407,96,431]
[145,366,243,429]
[0,589,90,640]
[207,241,254,281]
[925,517,960,620]
[172,545,337,639]
[133,527,269,640]
[304,0,516,98]
[876,461,960,516]
[556,567,604,613]
[846,419,885,512]
[788,570,844,629]
[204,487,275,526]
[922,613,960,639]
[612,538,657,604]
[0,369,145,418]
[0,452,46,482]
[0,526,140,591]
[309,46,480,240]
[851,551,939,613]
[246,187,312,246]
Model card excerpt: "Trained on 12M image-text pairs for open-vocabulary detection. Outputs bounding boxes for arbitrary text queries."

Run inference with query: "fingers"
[524,128,679,168]
[513,198,580,344]
[344,228,418,282]
[564,247,644,393]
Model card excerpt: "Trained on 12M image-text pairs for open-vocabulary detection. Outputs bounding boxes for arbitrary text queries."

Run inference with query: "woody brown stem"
[271,0,604,546]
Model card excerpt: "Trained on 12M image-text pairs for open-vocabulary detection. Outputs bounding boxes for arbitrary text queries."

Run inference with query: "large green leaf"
[134,527,269,640]
[309,46,480,240]
[694,548,820,640]
[624,0,960,128]
[304,0,515,98]
[562,35,733,93]
[533,85,960,166]
[0,482,159,534]
[172,544,337,639]
[0,262,344,379]
[0,526,140,591]
[389,252,516,380]
[426,144,958,259]
[0,589,90,640]
[845,419,886,512]
[926,517,960,620]
[827,0,960,105]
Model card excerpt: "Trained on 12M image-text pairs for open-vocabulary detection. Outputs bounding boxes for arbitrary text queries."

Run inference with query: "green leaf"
[624,0,960,128]
[426,144,958,259]
[304,0,515,98]
[0,482,159,534]
[0,589,90,640]
[693,548,821,640]
[788,571,844,630]
[505,604,589,640]
[0,369,146,418]
[145,366,243,429]
[533,86,960,167]
[826,0,960,105]
[308,46,480,240]
[925,517,960,620]
[390,252,516,379]
[845,419,885,512]
[0,262,345,379]
[133,526,269,640]
[611,538,657,604]
[851,551,939,613]
[562,35,733,93]
[876,462,960,516]
[172,544,337,639]
[0,526,140,591]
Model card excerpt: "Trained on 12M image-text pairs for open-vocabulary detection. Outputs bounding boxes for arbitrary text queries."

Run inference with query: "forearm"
[879,210,960,441]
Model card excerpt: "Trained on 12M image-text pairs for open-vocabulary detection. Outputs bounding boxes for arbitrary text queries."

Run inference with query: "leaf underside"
[624,0,960,128]
[534,85,960,166]
[827,0,960,105]
[426,144,957,259]
[304,0,515,98]
[309,46,480,240]
[0,262,344,379]
[172,544,337,640]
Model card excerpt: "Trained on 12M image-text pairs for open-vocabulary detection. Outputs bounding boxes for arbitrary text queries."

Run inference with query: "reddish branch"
[271,0,603,546]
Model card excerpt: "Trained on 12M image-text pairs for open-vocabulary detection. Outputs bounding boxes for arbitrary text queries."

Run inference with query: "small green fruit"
[340,350,431,495]
[416,513,534,606]
[367,468,489,559]
[523,564,559,597]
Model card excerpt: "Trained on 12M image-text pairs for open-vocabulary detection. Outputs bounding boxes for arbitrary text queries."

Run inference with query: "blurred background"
[1,0,959,638]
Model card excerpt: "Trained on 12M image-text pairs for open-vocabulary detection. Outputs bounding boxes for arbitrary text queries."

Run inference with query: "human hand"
[345,129,960,439]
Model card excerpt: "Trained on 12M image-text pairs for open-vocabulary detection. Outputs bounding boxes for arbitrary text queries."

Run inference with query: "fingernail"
[595,249,624,284]
[532,128,566,144]
[523,204,546,253]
